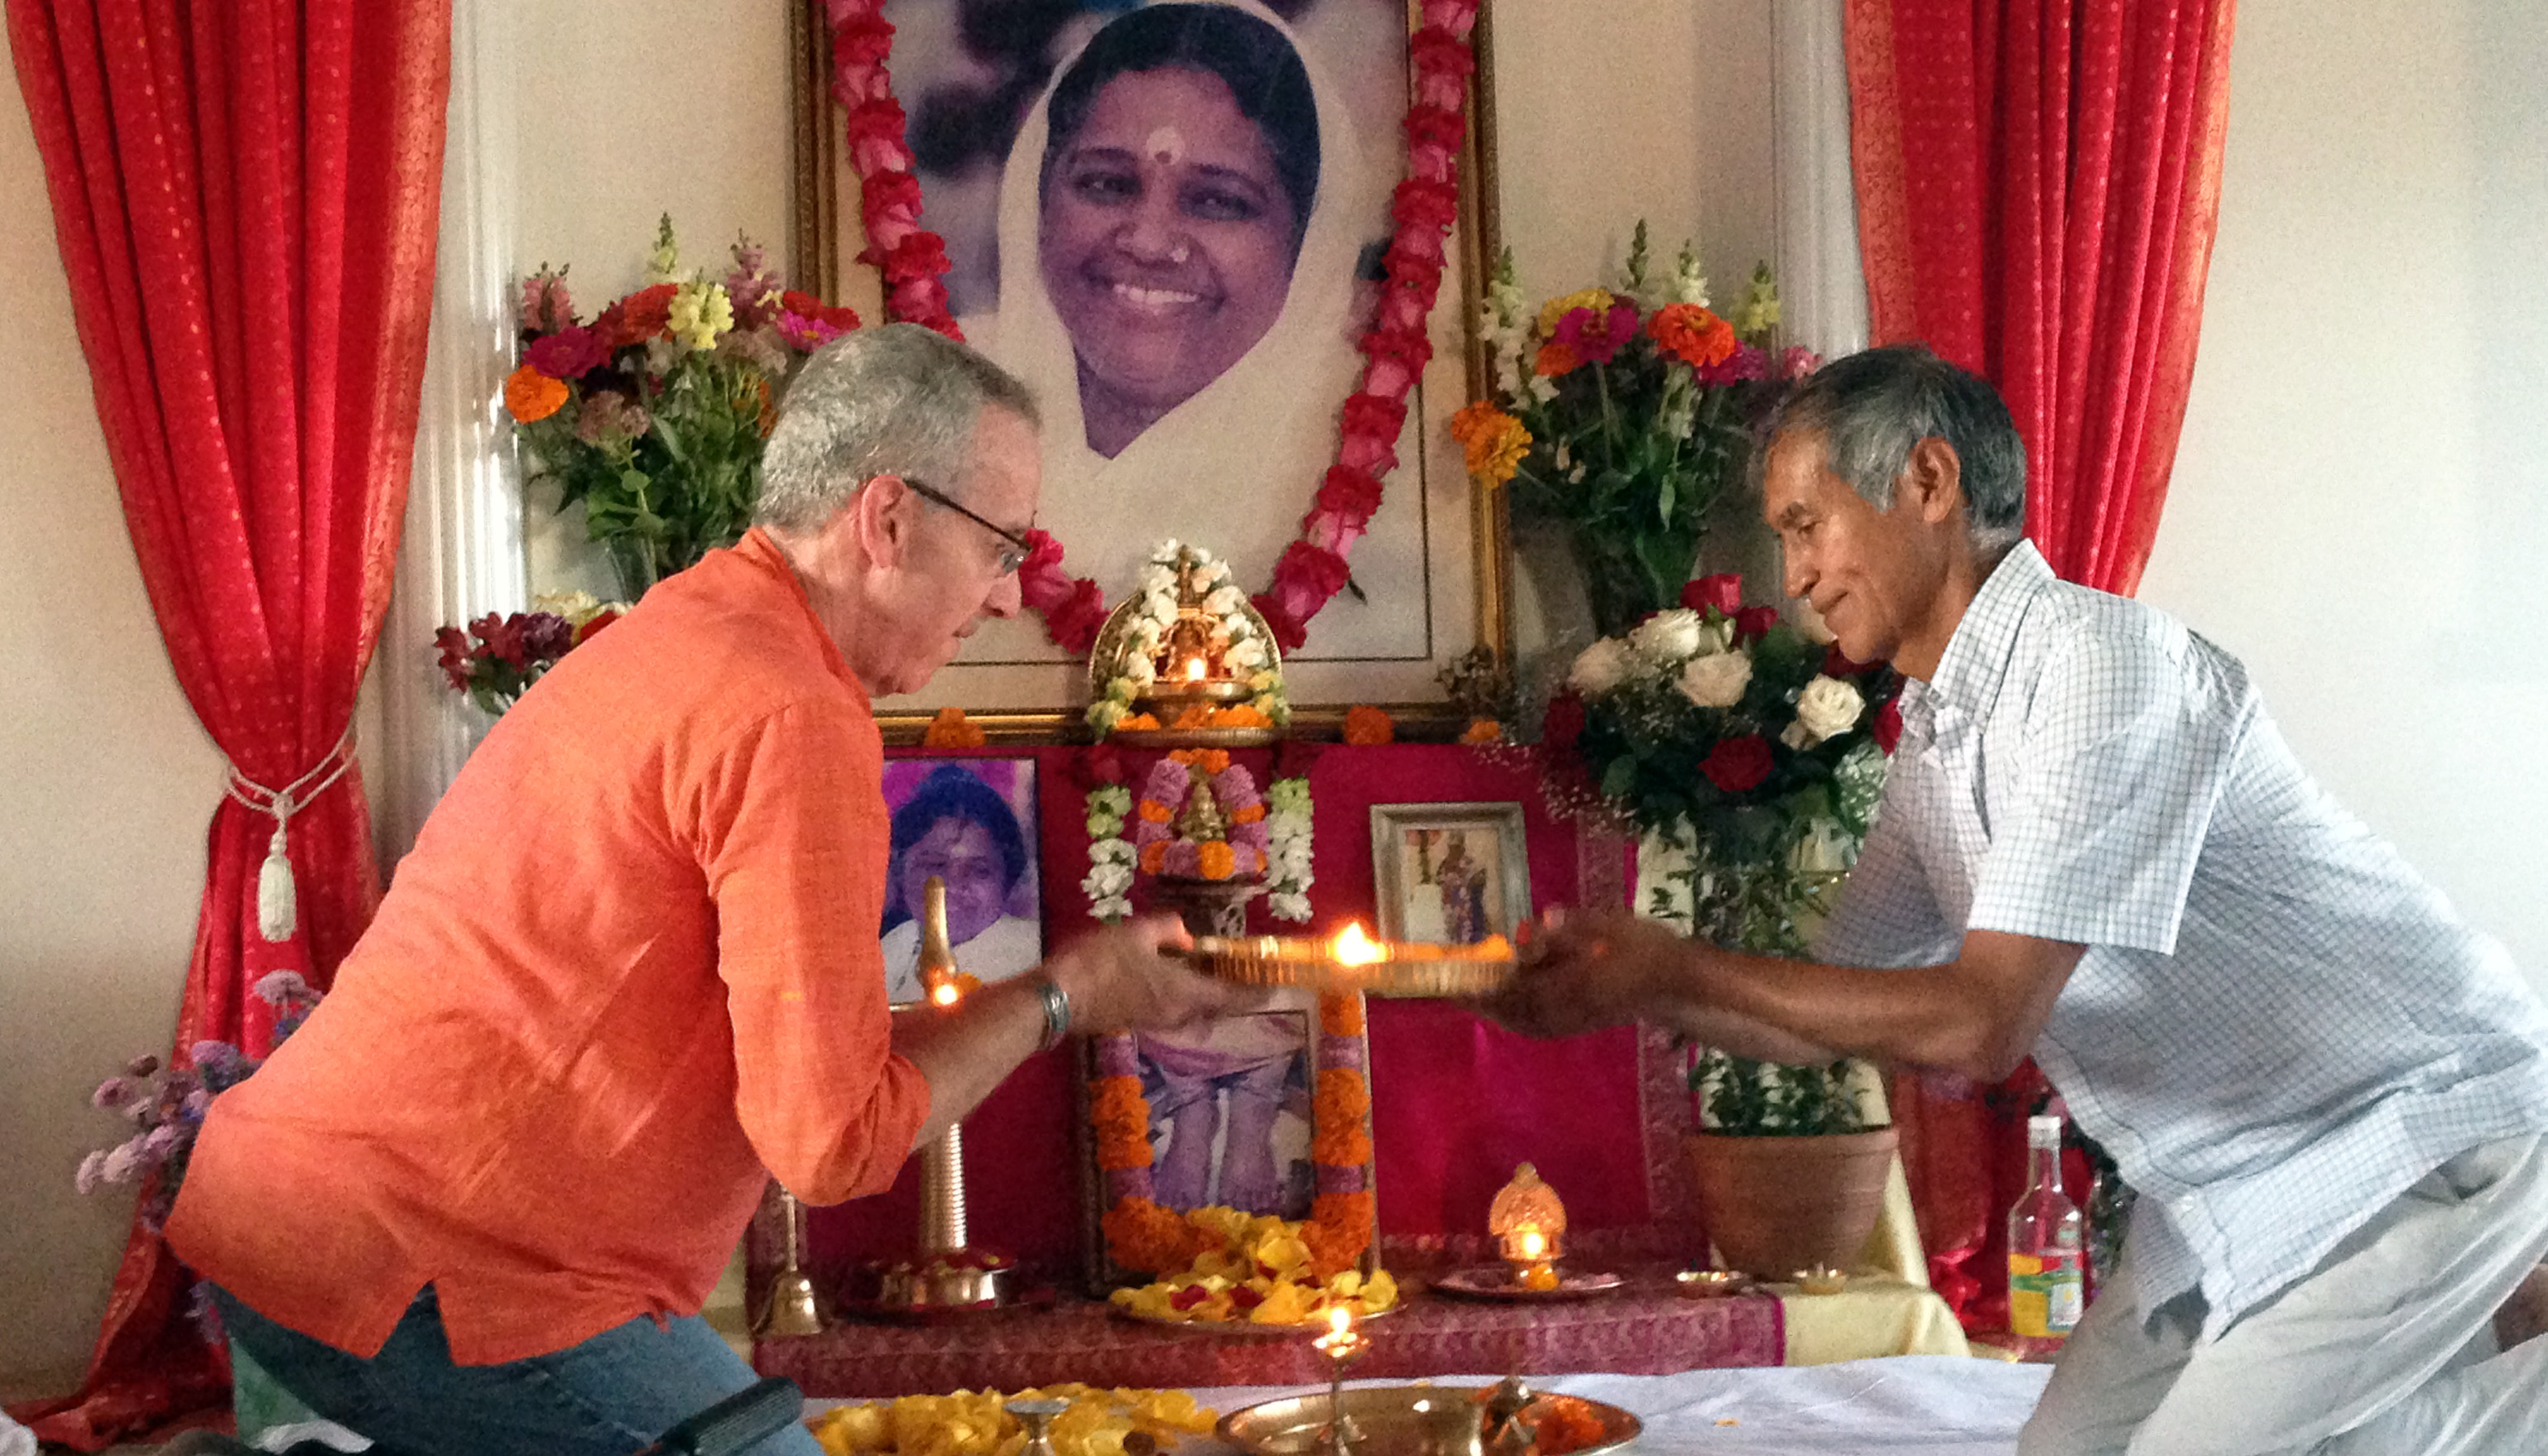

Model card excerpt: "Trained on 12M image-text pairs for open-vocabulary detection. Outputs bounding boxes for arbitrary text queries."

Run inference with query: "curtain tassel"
[227,732,357,944]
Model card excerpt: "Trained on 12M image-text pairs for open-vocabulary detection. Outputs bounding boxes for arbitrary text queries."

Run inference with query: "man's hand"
[1480,908,1680,1038]
[1043,913,1262,1035]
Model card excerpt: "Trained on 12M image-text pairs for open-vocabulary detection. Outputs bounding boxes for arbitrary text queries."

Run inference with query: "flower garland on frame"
[1090,991,1377,1283]
[824,0,1486,654]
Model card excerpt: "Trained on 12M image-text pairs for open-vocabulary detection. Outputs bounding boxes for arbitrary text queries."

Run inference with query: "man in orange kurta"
[168,325,1241,1455]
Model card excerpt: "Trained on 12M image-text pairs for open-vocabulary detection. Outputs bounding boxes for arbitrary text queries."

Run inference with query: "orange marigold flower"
[1533,341,1582,378]
[1313,1122,1374,1168]
[1195,841,1238,881]
[1342,705,1395,746]
[505,364,568,423]
[1229,803,1267,824]
[1647,303,1738,370]
[1171,704,1213,728]
[1302,1190,1375,1277]
[1317,1067,1373,1122]
[922,705,985,747]
[1091,1075,1154,1170]
[1104,1197,1216,1276]
[1318,992,1367,1038]
[1460,717,1503,745]
[1210,704,1272,728]
[1137,800,1174,824]
[1449,403,1530,487]
[1119,713,1160,731]
[1139,841,1168,874]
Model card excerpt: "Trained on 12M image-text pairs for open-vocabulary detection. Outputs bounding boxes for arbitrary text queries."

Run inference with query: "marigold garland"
[1090,1075,1151,1172]
[921,705,985,747]
[829,0,1484,651]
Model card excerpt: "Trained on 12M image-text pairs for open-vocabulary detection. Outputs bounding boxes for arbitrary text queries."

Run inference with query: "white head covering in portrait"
[964,0,1372,615]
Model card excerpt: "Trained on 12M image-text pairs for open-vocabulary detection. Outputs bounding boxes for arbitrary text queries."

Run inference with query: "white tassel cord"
[225,731,357,944]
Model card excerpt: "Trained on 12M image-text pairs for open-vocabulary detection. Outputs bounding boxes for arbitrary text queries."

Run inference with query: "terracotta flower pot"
[1683,1127,1899,1279]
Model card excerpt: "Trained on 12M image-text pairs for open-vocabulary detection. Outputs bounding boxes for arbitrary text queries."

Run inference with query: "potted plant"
[1541,574,1907,1278]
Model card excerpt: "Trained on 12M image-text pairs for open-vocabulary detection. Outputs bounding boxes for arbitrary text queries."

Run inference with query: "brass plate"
[1219,1386,1641,1456]
[1429,1267,1624,1302]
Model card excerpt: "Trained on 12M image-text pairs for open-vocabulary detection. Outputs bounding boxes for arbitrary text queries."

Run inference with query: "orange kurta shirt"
[167,530,930,1364]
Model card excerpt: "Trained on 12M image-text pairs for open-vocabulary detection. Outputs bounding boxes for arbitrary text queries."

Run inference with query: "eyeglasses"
[897,476,1031,575]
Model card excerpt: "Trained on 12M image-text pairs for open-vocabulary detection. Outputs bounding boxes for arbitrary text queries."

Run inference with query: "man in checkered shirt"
[1500,345,2548,1453]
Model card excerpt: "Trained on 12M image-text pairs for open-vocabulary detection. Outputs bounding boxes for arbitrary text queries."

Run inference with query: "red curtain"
[1843,0,2237,1330]
[6,0,450,1444]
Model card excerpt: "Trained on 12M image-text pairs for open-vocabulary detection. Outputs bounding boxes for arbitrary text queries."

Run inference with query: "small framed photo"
[1370,801,1531,946]
[879,757,1043,1007]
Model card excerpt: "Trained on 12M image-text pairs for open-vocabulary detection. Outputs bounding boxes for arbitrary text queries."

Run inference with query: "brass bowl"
[1673,1268,1756,1300]
[1219,1386,1640,1456]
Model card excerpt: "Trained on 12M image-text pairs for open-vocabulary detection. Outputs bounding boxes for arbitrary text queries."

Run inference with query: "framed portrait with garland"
[789,0,1507,733]
[1082,987,1379,1294]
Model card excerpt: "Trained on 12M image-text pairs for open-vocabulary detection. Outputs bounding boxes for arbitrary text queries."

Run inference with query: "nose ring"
[1168,242,1190,265]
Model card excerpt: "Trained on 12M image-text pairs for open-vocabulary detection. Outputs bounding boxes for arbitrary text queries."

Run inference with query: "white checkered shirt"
[1816,542,2548,1339]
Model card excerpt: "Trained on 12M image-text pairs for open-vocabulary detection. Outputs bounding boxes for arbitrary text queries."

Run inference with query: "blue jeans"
[209,1285,822,1456]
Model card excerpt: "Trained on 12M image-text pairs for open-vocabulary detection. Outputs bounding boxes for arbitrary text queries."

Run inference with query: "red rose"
[1873,699,1903,756]
[1046,579,1107,654]
[524,324,608,381]
[608,284,677,347]
[1554,300,1638,366]
[832,12,895,64]
[1275,541,1352,602]
[471,612,527,670]
[1404,104,1466,156]
[1680,574,1743,616]
[1700,735,1774,793]
[1734,606,1779,642]
[1019,526,1066,582]
[1339,392,1408,444]
[1409,26,1476,82]
[841,96,908,146]
[1392,178,1459,233]
[1252,591,1308,653]
[1081,743,1127,789]
[1541,693,1587,754]
[573,608,621,645]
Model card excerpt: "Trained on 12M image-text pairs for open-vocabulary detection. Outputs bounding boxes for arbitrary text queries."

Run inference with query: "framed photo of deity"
[1082,988,1380,1295]
[791,0,1508,733]
[877,757,1045,1007]
[1369,800,1530,946]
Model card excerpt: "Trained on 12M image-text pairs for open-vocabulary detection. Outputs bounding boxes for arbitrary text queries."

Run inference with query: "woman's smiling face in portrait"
[1039,66,1302,453]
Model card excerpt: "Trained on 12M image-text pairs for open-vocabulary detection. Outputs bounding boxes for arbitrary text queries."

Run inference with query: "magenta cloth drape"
[6,0,451,1444]
[1844,0,2238,1331]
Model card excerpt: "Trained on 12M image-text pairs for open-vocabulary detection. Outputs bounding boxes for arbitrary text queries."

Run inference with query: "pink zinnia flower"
[1553,300,1640,366]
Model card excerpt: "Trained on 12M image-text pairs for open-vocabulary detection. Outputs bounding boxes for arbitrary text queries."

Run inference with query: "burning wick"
[930,982,959,1007]
[1184,656,1206,682]
[1331,922,1385,968]
[1514,1228,1546,1261]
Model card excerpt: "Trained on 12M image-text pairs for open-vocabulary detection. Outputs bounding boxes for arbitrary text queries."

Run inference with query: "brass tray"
[1171,936,1516,997]
[1428,1267,1624,1303]
[1112,1301,1401,1338]
[1219,1386,1640,1456]
[1107,726,1285,749]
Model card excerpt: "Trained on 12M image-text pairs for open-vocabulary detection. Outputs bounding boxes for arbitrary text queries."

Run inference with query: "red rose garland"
[826,0,1483,655]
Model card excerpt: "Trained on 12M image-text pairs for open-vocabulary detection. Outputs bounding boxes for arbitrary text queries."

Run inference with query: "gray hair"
[754,323,1041,534]
[1762,344,2027,560]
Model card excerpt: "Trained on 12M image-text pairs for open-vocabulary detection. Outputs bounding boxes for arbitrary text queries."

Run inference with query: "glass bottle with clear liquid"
[2007,1113,2085,1361]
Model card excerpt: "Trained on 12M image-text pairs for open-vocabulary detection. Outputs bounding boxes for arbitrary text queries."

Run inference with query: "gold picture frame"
[1369,800,1531,945]
[789,0,1507,742]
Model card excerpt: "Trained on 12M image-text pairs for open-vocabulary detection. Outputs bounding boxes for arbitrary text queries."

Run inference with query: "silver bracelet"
[1036,978,1071,1053]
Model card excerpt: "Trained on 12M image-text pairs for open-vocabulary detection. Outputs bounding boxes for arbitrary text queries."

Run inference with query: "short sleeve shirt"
[1815,543,2548,1338]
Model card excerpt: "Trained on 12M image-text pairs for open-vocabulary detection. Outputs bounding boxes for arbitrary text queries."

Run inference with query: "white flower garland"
[1087,541,1289,738]
[1265,775,1315,923]
[1081,784,1135,923]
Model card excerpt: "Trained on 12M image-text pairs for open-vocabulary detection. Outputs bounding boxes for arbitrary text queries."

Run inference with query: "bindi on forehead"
[1144,125,1185,167]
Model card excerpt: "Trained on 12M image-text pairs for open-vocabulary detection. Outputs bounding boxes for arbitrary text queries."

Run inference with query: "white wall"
[2140,0,2548,987]
[0,38,228,1396]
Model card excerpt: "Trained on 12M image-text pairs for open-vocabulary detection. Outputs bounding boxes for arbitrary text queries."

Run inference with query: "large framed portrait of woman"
[793,0,1504,728]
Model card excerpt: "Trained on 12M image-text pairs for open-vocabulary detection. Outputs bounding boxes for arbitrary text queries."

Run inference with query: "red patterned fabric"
[752,1281,1785,1396]
[5,1,450,1444]
[1843,0,2238,1330]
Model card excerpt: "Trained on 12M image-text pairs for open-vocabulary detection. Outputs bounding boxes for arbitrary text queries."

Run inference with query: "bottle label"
[2008,1252,2084,1337]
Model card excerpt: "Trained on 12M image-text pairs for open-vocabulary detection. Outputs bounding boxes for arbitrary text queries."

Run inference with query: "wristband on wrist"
[1035,977,1071,1053]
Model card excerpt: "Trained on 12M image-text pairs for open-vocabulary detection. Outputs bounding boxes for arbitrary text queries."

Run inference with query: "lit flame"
[1184,656,1207,682]
[1331,921,1385,967]
[1514,1227,1546,1261]
[930,981,959,1007]
[1327,1305,1352,1335]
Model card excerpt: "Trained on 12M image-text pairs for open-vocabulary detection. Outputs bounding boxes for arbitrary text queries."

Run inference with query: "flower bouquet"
[504,215,863,599]
[75,971,323,1231]
[1544,573,1902,1132]
[432,590,624,716]
[1453,226,1817,637]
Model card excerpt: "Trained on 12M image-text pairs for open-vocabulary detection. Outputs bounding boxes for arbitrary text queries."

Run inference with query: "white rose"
[1149,539,1181,564]
[1205,584,1246,615]
[1090,839,1135,867]
[1220,613,1250,642]
[1087,862,1134,897]
[1570,638,1632,696]
[1142,589,1175,622]
[1123,655,1156,687]
[1226,639,1267,670]
[1676,651,1752,709]
[1137,564,1176,596]
[1629,609,1705,663]
[1793,675,1867,743]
